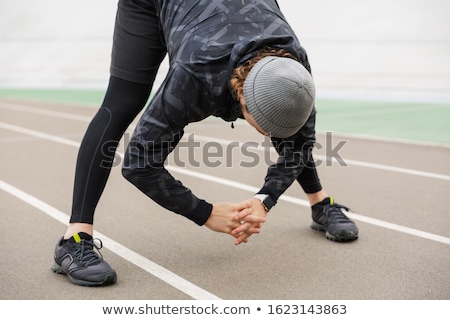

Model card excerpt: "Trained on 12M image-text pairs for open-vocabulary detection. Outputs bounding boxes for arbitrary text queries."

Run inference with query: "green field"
[1,88,449,146]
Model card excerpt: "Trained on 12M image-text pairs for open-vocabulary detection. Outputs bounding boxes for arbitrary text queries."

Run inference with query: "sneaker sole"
[51,261,117,287]
[311,222,358,242]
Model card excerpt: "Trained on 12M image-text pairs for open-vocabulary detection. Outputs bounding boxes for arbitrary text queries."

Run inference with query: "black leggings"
[70,0,166,223]
[70,76,152,223]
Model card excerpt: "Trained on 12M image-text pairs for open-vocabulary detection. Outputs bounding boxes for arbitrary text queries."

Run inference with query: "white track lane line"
[191,134,450,182]
[1,120,449,247]
[2,102,449,181]
[168,166,450,245]
[0,102,93,122]
[0,179,221,300]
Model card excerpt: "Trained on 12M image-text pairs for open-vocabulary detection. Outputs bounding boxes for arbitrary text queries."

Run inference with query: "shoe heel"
[311,221,325,231]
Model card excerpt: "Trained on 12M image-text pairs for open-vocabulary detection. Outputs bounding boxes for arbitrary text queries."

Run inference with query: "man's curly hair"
[229,47,297,106]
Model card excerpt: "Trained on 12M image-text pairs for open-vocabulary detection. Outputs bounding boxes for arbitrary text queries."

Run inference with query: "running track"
[0,98,449,300]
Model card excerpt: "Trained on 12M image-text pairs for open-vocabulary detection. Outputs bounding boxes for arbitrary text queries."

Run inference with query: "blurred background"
[1,0,450,143]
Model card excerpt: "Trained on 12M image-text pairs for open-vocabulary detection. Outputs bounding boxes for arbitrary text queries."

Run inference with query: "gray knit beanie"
[243,56,315,138]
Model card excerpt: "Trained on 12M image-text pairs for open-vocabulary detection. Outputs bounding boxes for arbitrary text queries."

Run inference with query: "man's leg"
[68,77,152,227]
[52,77,152,286]
[53,0,167,286]
[298,153,359,242]
[294,109,358,242]
[306,190,328,206]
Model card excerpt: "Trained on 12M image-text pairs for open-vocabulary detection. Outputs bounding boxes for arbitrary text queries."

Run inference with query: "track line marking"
[191,134,450,181]
[2,102,449,181]
[0,179,221,300]
[1,121,449,246]
[0,102,93,122]
[169,166,450,245]
[0,122,80,147]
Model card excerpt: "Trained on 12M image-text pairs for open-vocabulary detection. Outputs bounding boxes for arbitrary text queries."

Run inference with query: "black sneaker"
[51,232,117,286]
[311,197,358,242]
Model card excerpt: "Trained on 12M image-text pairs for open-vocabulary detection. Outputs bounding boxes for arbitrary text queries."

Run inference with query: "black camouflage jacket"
[124,0,314,225]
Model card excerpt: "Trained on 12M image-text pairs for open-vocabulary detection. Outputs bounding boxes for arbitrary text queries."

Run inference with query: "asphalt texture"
[0,97,449,300]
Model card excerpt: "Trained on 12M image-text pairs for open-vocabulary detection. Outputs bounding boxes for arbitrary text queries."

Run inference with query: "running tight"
[70,76,151,223]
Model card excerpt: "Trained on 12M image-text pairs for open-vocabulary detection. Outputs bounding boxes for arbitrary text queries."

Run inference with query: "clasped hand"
[205,199,268,245]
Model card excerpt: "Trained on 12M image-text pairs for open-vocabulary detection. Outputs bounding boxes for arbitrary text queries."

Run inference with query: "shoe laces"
[326,202,351,223]
[72,238,104,267]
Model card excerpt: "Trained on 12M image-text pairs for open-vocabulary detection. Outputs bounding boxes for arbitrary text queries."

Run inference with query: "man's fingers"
[233,221,264,245]
[234,207,250,221]
[234,207,266,222]
[233,200,252,211]
[232,222,261,236]
[234,231,253,245]
[224,199,268,245]
[241,214,265,223]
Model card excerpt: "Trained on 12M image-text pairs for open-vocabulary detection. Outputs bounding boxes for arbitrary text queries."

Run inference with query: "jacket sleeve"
[122,68,213,226]
[257,108,317,204]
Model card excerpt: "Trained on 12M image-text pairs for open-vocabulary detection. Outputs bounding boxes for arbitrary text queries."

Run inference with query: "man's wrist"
[253,194,276,212]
